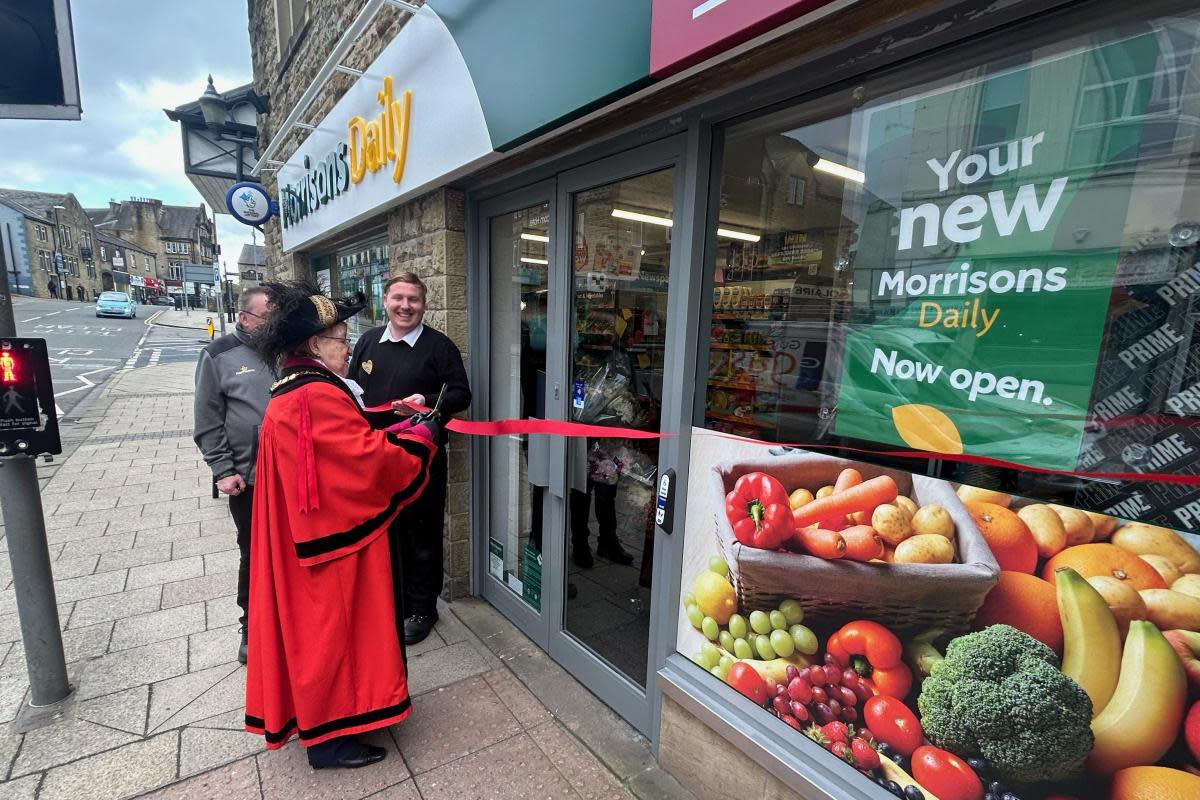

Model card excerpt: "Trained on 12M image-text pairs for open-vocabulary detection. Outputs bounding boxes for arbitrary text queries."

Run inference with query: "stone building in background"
[0,189,104,300]
[86,199,215,300]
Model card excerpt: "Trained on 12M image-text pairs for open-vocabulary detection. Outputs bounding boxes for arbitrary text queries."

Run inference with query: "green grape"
[683,592,696,607]
[714,662,731,681]
[701,616,720,641]
[694,649,718,671]
[692,652,709,669]
[708,556,730,577]
[701,641,722,667]
[769,629,795,658]
[789,624,819,655]
[754,634,776,661]
[769,610,788,631]
[719,631,736,652]
[779,599,804,625]
[733,638,753,659]
[727,613,748,640]
[719,655,734,670]
[686,604,703,630]
[749,610,772,635]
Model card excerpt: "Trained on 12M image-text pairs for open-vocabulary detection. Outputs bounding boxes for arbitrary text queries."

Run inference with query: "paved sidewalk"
[0,361,668,799]
[147,309,215,331]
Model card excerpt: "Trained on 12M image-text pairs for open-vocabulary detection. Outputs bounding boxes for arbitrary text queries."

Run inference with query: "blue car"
[96,291,136,319]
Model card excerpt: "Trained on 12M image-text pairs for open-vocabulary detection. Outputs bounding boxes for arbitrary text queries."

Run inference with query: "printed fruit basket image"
[711,451,999,633]
[678,430,1200,800]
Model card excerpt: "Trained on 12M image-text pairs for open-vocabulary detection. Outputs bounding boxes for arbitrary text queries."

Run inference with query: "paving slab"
[110,603,206,652]
[530,720,637,800]
[187,625,240,672]
[58,532,137,560]
[68,586,162,629]
[405,641,497,697]
[202,550,241,576]
[171,535,238,560]
[77,637,189,700]
[178,725,265,778]
[161,572,236,609]
[391,675,520,774]
[10,718,141,776]
[126,556,205,591]
[137,755,260,799]
[97,542,175,572]
[0,773,40,799]
[414,733,577,800]
[483,668,552,730]
[147,664,239,732]
[257,729,409,800]
[47,569,128,603]
[204,596,242,630]
[76,684,150,736]
[38,730,179,800]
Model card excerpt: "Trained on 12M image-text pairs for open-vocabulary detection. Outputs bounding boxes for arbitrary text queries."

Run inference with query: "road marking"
[19,316,43,323]
[52,365,116,398]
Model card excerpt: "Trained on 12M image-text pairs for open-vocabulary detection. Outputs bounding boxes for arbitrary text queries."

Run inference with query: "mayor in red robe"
[243,281,439,770]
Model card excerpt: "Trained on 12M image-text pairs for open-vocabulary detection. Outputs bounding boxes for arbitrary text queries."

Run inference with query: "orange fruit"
[967,501,1038,573]
[972,571,1063,654]
[1110,766,1200,800]
[1042,544,1168,591]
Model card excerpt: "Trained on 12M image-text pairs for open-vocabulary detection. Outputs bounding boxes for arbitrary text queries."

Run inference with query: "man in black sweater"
[349,272,470,645]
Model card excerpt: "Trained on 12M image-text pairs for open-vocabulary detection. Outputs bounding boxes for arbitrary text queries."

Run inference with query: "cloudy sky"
[0,0,261,274]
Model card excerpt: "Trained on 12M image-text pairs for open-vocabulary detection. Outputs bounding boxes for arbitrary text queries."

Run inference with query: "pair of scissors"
[410,383,447,424]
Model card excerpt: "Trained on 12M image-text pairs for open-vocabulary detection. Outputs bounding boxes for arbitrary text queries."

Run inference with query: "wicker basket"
[712,451,999,634]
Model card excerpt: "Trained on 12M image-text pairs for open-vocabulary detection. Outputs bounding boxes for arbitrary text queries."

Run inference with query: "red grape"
[787,677,813,704]
[772,696,790,717]
[813,703,835,724]
[811,686,828,705]
[842,706,858,724]
[785,665,800,684]
[825,668,842,687]
[793,704,810,722]
[839,686,858,707]
[808,666,826,685]
[790,700,807,719]
[781,714,803,731]
[797,667,811,681]
[775,684,787,696]
[827,698,843,717]
[843,668,857,685]
[850,679,874,703]
[824,653,839,667]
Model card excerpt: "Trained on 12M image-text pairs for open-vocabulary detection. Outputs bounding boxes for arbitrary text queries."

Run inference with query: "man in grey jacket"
[193,286,273,664]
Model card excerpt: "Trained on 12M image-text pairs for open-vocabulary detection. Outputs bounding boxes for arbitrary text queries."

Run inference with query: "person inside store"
[349,272,471,646]
[192,286,274,664]
[244,280,439,770]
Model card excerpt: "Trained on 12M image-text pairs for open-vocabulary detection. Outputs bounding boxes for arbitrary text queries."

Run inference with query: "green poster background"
[834,33,1160,471]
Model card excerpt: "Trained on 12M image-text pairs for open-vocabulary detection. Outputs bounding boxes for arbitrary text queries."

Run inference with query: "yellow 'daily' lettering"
[345,75,413,187]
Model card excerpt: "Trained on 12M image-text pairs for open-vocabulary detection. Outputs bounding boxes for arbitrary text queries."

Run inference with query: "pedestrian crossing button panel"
[0,339,61,456]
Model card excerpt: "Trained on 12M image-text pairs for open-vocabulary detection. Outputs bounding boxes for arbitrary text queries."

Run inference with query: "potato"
[1087,575,1148,637]
[1049,504,1095,547]
[1172,573,1200,600]
[1017,504,1068,559]
[911,504,955,539]
[956,485,1012,507]
[895,496,919,517]
[1139,588,1200,631]
[894,534,954,565]
[815,485,834,499]
[788,488,814,510]
[1084,510,1118,541]
[871,504,913,547]
[1112,522,1200,575]
[1139,554,1182,587]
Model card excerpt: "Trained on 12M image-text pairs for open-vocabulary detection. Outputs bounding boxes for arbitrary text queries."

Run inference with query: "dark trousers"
[391,446,447,619]
[228,486,254,628]
[570,480,618,546]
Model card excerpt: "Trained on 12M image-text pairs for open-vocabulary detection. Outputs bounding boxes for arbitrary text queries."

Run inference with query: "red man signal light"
[0,351,16,383]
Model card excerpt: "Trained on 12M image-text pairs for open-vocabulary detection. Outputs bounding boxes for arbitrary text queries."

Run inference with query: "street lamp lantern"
[198,75,229,130]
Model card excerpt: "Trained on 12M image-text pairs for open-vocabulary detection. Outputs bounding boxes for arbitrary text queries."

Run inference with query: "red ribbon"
[368,402,1200,487]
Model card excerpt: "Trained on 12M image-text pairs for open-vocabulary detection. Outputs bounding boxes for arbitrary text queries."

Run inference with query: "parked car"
[151,296,174,306]
[96,291,136,319]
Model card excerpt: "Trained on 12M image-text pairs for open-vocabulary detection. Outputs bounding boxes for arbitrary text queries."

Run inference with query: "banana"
[1055,566,1122,715]
[1087,620,1187,776]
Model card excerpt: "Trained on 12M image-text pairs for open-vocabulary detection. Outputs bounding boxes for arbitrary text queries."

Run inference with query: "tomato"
[862,696,923,757]
[911,746,983,800]
[726,662,768,706]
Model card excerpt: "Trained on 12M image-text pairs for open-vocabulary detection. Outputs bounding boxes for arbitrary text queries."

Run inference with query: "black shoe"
[403,614,437,645]
[307,737,386,769]
[572,540,594,568]
[596,540,633,565]
[237,625,247,665]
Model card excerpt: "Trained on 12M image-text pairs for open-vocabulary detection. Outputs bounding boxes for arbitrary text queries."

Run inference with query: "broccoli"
[916,624,1093,785]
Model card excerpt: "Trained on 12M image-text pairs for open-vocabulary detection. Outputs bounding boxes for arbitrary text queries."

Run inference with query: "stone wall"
[247,1,470,599]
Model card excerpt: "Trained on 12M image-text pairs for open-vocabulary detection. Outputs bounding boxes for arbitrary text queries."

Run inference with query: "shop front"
[250,0,1200,796]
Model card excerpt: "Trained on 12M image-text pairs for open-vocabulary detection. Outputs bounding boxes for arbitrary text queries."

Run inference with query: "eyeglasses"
[239,310,267,321]
[317,335,351,345]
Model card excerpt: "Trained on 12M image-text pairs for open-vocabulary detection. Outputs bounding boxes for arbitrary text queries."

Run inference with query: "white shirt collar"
[380,322,424,346]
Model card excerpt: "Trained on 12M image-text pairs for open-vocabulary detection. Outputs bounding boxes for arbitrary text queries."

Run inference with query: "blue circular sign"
[226,182,274,227]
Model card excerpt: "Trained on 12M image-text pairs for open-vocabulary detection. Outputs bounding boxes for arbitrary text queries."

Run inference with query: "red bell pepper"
[827,620,913,699]
[725,472,795,550]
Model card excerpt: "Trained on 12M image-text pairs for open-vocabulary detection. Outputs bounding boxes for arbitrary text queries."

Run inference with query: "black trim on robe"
[247,695,412,744]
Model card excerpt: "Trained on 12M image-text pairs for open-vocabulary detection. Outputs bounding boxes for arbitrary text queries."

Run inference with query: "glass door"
[479,187,556,645]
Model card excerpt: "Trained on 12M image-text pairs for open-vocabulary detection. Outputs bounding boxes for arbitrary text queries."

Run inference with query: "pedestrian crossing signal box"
[0,339,60,457]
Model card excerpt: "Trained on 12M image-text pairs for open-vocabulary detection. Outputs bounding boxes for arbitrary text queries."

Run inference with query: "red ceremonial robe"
[244,364,433,748]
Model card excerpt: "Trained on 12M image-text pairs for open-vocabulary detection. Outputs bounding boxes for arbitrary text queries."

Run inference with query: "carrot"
[794,527,846,559]
[841,525,885,562]
[791,475,898,530]
[833,468,863,493]
[818,468,865,529]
